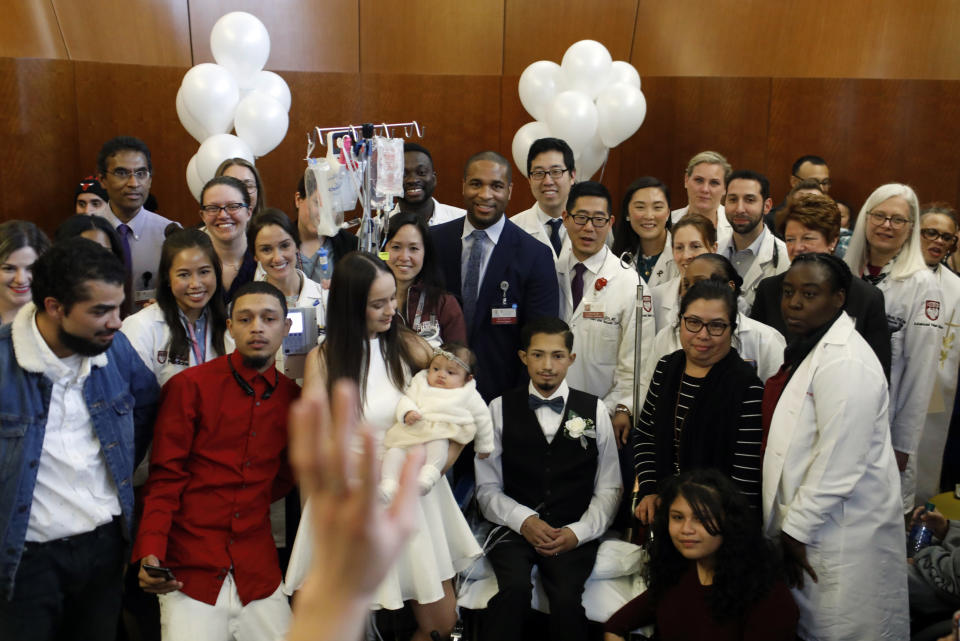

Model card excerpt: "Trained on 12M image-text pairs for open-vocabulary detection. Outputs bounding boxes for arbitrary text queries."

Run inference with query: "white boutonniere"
[563,412,597,449]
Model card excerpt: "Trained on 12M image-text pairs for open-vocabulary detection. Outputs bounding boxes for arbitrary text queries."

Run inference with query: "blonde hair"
[844,183,926,281]
[685,151,732,180]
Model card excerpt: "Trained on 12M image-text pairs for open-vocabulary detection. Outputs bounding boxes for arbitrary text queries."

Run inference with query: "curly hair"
[643,469,781,622]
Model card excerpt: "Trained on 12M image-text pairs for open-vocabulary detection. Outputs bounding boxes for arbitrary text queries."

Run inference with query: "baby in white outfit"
[380,343,494,499]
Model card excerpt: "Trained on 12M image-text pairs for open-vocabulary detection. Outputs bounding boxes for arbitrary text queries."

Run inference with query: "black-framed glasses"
[201,203,248,216]
[106,168,150,181]
[921,228,958,244]
[529,168,569,181]
[682,315,730,336]
[569,213,611,227]
[867,211,911,229]
[792,175,831,189]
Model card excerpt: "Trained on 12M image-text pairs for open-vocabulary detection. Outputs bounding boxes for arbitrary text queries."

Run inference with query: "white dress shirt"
[477,380,622,545]
[18,305,122,542]
[102,206,180,300]
[388,197,466,226]
[460,214,507,290]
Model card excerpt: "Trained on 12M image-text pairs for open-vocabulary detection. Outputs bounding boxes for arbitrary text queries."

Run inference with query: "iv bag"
[304,158,343,239]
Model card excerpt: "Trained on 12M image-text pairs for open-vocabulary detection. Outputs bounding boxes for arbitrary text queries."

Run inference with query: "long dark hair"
[383,212,445,309]
[323,251,418,402]
[156,229,228,364]
[645,469,781,621]
[612,176,671,257]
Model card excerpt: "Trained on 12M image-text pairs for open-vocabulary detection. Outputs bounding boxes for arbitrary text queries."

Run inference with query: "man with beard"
[134,281,299,641]
[97,136,179,308]
[716,170,789,314]
[390,142,466,227]
[0,238,160,640]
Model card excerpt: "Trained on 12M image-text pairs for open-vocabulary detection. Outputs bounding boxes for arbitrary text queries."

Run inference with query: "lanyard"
[185,320,205,365]
[412,290,426,331]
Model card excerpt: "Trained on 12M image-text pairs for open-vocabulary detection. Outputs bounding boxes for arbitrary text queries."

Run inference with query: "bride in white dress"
[284,252,481,640]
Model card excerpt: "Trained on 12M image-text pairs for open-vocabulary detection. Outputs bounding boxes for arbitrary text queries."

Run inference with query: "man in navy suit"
[432,151,559,403]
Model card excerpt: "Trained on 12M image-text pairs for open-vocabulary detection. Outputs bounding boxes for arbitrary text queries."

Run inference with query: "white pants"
[158,573,290,641]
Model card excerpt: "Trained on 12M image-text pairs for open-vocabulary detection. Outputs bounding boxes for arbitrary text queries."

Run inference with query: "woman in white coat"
[649,213,718,332]
[844,183,943,510]
[762,253,907,641]
[121,228,232,387]
[611,176,679,289]
[644,254,785,400]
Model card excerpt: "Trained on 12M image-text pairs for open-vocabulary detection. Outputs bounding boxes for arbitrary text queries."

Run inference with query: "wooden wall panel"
[73,61,199,228]
[0,1,67,59]
[767,79,960,213]
[189,0,359,73]
[359,0,503,75]
[0,59,78,230]
[503,0,638,75]
[631,0,960,80]
[53,0,191,67]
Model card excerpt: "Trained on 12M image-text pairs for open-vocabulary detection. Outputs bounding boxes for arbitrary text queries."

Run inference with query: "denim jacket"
[0,304,160,599]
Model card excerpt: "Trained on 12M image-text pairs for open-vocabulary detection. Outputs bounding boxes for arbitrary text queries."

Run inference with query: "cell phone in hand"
[143,564,176,581]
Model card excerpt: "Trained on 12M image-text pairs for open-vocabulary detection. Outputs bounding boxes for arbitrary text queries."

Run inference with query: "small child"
[380,342,494,499]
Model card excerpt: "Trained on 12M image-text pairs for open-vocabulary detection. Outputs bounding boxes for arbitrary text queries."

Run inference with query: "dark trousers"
[0,519,125,641]
[482,532,599,641]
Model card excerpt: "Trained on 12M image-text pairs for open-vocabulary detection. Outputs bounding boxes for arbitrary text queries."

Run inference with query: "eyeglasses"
[682,315,730,336]
[792,175,831,189]
[201,203,248,216]
[106,168,150,181]
[529,168,569,181]
[867,211,911,229]
[921,228,958,244]
[569,213,611,227]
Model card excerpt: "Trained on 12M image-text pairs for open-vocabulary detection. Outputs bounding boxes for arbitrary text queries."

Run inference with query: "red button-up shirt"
[132,352,299,605]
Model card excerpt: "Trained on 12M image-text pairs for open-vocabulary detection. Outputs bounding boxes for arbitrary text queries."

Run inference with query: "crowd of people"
[2,133,960,641]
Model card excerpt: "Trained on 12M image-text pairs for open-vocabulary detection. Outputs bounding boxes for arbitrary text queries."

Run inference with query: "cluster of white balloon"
[177,12,292,201]
[512,40,647,181]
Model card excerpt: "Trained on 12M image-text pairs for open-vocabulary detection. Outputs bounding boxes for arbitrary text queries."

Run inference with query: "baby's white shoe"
[417,466,442,495]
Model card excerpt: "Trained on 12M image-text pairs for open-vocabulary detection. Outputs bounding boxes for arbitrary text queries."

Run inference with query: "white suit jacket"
[716,230,789,315]
[670,204,731,247]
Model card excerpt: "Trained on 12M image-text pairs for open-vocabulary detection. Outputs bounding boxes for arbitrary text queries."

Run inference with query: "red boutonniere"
[594,278,608,292]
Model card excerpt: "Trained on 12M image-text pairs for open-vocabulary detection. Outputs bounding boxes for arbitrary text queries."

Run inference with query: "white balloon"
[511,121,553,177]
[180,63,239,137]
[196,134,254,184]
[576,136,609,181]
[518,61,564,122]
[210,11,270,89]
[595,83,647,148]
[234,91,289,157]
[176,86,211,143]
[607,60,641,90]
[546,90,598,152]
[251,70,291,112]
[560,40,613,99]
[186,153,204,202]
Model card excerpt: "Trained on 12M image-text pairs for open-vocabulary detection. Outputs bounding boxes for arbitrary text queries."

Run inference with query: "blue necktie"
[529,394,564,413]
[546,218,563,257]
[462,229,486,329]
[117,223,133,274]
[571,262,587,311]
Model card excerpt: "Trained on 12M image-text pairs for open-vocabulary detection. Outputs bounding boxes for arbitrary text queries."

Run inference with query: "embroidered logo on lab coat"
[926,300,941,321]
[156,350,167,364]
[642,295,652,313]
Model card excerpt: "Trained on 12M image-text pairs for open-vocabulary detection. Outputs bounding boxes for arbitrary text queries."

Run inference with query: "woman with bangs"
[612,176,679,289]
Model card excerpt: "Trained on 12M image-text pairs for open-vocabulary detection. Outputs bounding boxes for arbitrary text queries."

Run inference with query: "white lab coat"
[670,204,731,247]
[254,267,328,381]
[120,303,234,387]
[915,265,960,503]
[643,235,679,290]
[716,230,790,315]
[637,313,785,407]
[870,264,944,508]
[557,246,655,414]
[650,276,680,333]
[763,313,908,641]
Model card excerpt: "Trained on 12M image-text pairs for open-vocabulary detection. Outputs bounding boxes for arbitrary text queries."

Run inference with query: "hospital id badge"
[134,288,157,307]
[582,302,605,319]
[491,305,518,325]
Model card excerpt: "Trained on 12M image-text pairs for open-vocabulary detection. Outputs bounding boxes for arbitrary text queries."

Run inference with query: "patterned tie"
[117,223,134,277]
[462,229,487,329]
[546,218,563,257]
[572,262,587,310]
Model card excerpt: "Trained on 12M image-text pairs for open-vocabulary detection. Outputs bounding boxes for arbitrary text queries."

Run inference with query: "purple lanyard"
[185,321,205,365]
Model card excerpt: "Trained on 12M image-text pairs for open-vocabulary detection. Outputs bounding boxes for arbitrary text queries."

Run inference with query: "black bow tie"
[529,394,564,414]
